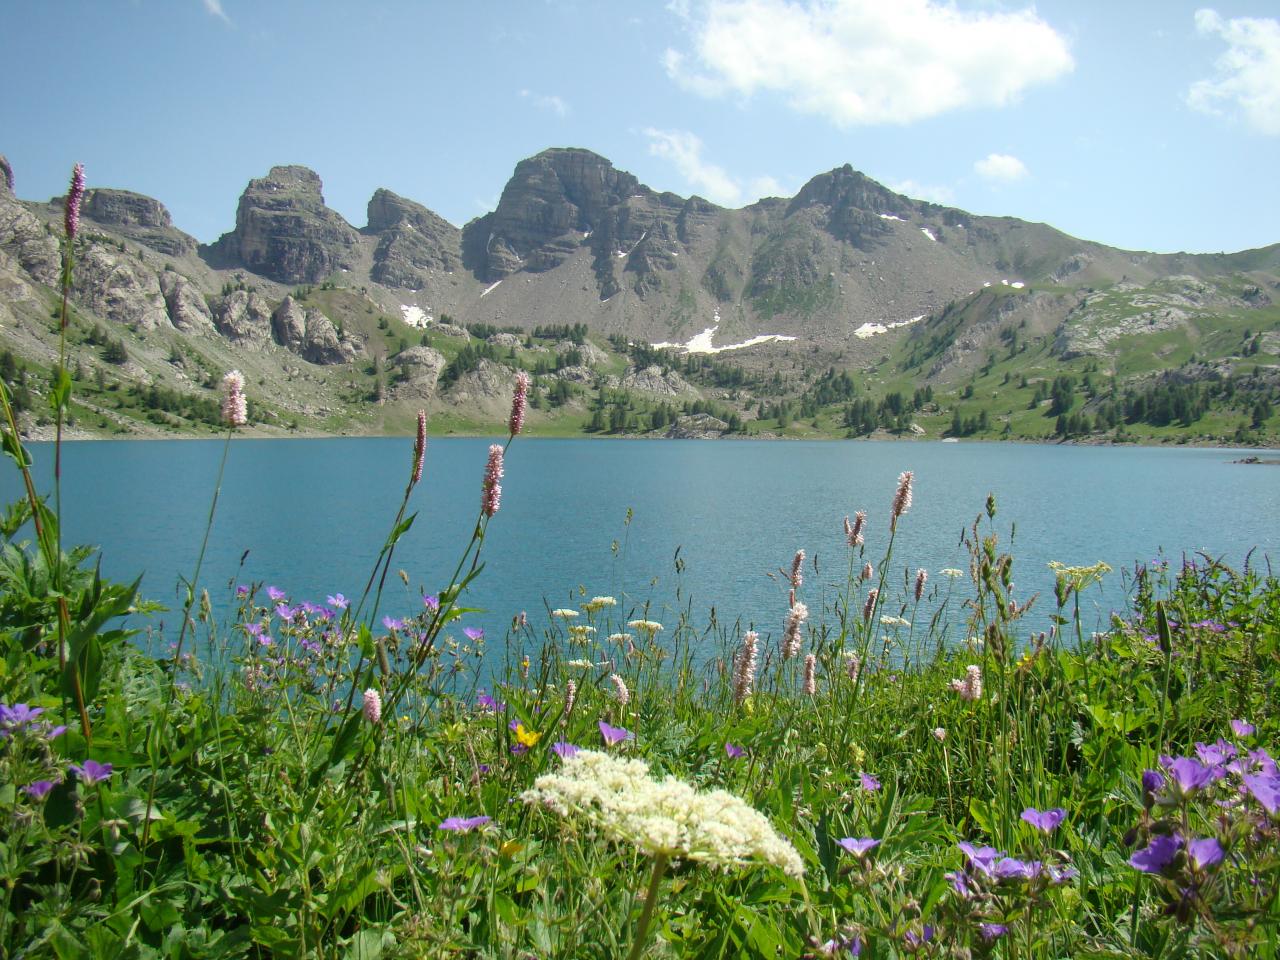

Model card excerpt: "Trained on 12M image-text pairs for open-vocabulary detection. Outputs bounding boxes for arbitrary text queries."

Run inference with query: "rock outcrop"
[71,243,170,330]
[82,189,198,257]
[622,364,698,398]
[366,188,461,289]
[270,295,354,364]
[0,184,60,285]
[203,166,360,284]
[666,413,728,438]
[0,155,13,194]
[159,271,215,332]
[392,345,447,396]
[214,289,274,344]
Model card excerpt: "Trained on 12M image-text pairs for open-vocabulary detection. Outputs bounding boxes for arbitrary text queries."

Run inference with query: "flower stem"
[625,853,668,960]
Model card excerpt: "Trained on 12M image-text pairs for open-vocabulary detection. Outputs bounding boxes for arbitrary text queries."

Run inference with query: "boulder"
[393,345,447,395]
[215,289,274,344]
[159,271,215,332]
[622,364,698,398]
[666,413,728,439]
[271,295,354,364]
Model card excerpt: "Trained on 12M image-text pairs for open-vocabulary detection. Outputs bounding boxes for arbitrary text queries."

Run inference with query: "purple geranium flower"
[994,857,1039,881]
[23,780,57,800]
[958,842,1002,877]
[1230,719,1255,738]
[979,923,1009,942]
[266,586,286,602]
[438,815,490,833]
[725,742,745,759]
[902,926,934,952]
[552,741,580,759]
[382,616,406,631]
[0,703,45,732]
[599,720,633,746]
[69,759,113,785]
[1046,864,1078,884]
[327,593,348,610]
[816,935,861,956]
[236,584,250,597]
[1243,773,1280,814]
[275,604,298,621]
[836,837,880,857]
[1021,806,1066,833]
[1142,769,1166,794]
[859,772,881,792]
[423,594,439,611]
[476,692,505,713]
[1164,756,1219,796]
[1186,837,1224,871]
[1195,739,1237,766]
[1130,834,1180,874]
[463,627,484,642]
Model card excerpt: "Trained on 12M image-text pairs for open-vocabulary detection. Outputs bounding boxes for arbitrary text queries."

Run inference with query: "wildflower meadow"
[0,168,1277,959]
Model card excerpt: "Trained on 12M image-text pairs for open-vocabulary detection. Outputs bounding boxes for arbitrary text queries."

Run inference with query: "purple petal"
[836,837,880,857]
[1230,719,1255,738]
[438,815,490,833]
[725,742,746,759]
[552,741,580,759]
[859,772,881,791]
[1186,837,1224,871]
[1130,834,1180,874]
[598,720,633,746]
[1021,806,1066,833]
[1243,773,1280,814]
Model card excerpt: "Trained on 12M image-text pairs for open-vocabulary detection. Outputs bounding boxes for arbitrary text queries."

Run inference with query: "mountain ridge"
[0,147,1276,445]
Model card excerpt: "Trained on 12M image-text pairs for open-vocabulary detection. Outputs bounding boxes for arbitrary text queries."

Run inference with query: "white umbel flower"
[522,749,803,877]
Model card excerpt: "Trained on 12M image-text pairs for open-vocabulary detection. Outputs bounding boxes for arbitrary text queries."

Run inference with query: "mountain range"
[0,147,1276,443]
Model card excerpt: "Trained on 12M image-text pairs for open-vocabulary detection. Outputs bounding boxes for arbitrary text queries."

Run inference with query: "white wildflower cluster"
[582,595,617,613]
[949,664,983,702]
[551,608,579,619]
[522,750,803,877]
[607,633,634,645]
[567,624,596,643]
[879,615,911,627]
[627,619,663,636]
[938,568,965,579]
[565,658,594,669]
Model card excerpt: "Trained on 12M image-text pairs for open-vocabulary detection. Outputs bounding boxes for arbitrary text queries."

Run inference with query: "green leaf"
[48,366,72,415]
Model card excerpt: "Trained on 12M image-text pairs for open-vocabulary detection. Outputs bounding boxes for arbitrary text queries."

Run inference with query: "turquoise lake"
[4,438,1278,654]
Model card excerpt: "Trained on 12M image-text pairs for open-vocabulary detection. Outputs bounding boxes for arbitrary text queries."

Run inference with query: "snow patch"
[400,305,432,328]
[878,213,905,221]
[481,280,502,297]
[920,228,936,242]
[651,309,797,354]
[1010,281,1025,289]
[853,315,926,339]
[983,281,992,288]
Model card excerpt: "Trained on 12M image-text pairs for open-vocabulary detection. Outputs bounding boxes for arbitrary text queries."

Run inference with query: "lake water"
[4,437,1277,655]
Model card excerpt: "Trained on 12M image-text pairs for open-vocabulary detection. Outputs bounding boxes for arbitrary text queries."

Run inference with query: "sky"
[2,0,1278,255]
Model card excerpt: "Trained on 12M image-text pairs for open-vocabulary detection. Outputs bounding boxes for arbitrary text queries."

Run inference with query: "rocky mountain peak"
[366,188,461,288]
[463,147,648,281]
[0,155,13,195]
[82,188,197,256]
[203,164,359,284]
[786,164,913,248]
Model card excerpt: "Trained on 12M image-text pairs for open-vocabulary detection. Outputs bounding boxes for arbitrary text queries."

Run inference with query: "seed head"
[64,163,85,241]
[220,370,247,427]
[481,444,504,516]
[509,371,530,436]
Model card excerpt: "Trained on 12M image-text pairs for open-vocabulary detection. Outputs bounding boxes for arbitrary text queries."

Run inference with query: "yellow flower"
[514,723,541,748]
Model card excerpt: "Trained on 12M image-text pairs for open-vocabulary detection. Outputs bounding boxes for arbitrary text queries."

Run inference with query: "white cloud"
[643,128,745,205]
[663,0,1073,127]
[202,0,230,23]
[974,153,1029,182]
[518,89,570,118]
[889,179,955,205]
[1188,9,1280,135]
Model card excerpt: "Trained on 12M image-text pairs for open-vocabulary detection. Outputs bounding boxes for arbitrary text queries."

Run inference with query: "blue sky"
[3,1,1278,254]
